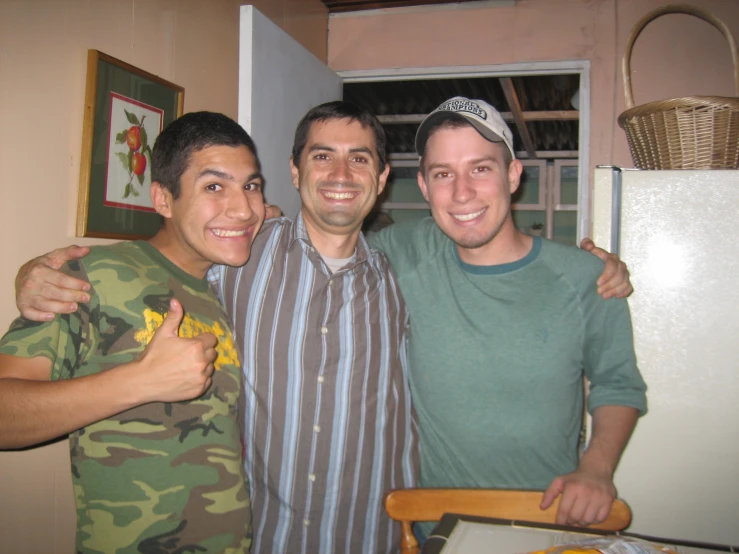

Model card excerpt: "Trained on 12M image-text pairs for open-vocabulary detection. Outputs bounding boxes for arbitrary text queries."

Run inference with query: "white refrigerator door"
[593,167,739,545]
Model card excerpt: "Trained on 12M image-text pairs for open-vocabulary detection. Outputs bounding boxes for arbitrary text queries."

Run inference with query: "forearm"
[0,366,143,449]
[579,405,639,478]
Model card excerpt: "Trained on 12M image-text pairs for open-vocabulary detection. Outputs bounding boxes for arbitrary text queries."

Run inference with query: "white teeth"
[212,229,247,237]
[452,208,485,222]
[324,191,357,200]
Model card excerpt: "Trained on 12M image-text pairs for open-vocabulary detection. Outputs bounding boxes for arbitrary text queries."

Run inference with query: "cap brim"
[415,112,506,156]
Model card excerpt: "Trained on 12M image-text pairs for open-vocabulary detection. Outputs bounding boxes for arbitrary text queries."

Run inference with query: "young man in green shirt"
[0,111,265,553]
[368,97,646,531]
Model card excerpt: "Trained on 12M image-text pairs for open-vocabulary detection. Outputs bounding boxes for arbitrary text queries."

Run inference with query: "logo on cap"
[436,99,487,121]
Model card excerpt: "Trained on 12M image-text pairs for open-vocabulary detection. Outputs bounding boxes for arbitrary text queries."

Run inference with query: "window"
[513,159,579,246]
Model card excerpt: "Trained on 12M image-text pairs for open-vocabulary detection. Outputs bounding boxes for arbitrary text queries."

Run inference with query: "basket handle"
[622,4,739,109]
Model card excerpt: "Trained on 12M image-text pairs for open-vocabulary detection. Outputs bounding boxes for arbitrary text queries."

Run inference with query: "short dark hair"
[152,111,260,199]
[291,101,388,173]
[419,116,513,176]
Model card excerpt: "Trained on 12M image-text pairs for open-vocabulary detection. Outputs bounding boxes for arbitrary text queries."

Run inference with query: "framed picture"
[77,50,184,239]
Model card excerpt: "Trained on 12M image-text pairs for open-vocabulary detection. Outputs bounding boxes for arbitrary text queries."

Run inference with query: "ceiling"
[343,74,581,159]
[321,0,488,13]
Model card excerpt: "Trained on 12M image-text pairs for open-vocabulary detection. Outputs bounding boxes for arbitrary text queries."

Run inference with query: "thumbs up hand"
[131,298,218,403]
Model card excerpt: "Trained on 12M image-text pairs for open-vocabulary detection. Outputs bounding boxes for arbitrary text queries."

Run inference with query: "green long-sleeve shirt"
[369,218,647,492]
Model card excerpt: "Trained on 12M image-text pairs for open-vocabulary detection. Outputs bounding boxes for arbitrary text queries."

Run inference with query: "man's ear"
[417,167,430,203]
[150,182,173,219]
[376,163,391,196]
[508,159,524,195]
[290,157,300,190]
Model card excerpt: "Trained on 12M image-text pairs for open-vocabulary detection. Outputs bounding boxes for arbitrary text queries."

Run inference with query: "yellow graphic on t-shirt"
[134,309,240,370]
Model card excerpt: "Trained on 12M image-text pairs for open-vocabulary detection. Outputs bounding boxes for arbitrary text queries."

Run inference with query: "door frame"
[338,60,592,242]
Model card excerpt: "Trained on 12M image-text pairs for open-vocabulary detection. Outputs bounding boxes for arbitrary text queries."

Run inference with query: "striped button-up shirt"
[209,214,418,554]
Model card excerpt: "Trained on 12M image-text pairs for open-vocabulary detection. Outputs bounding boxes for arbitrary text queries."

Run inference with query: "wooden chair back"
[384,488,632,554]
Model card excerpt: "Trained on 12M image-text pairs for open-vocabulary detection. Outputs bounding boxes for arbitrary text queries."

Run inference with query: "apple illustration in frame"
[104,92,163,212]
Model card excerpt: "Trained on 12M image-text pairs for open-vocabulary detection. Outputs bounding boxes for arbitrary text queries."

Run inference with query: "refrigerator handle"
[611,167,622,256]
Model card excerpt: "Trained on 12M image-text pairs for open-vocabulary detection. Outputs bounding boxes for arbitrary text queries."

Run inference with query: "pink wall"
[328,0,738,177]
[0,1,327,552]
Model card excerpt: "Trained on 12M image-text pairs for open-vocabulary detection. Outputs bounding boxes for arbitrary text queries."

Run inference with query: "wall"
[328,0,738,178]
[0,1,327,552]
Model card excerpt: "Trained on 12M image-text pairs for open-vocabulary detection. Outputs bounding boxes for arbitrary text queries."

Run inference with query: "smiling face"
[291,118,390,246]
[418,124,524,264]
[152,144,265,277]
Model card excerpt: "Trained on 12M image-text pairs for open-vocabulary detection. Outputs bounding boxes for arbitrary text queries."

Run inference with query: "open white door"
[239,6,342,219]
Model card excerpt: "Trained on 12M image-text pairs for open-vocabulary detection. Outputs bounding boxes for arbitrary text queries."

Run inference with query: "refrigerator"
[592,167,739,545]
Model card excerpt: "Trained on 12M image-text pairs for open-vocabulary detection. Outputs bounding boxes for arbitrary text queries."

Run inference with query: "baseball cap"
[415,96,516,160]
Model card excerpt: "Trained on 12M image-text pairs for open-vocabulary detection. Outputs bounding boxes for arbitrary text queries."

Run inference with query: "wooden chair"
[384,488,632,554]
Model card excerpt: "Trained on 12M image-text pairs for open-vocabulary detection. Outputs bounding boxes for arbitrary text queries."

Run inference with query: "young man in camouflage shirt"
[0,112,265,553]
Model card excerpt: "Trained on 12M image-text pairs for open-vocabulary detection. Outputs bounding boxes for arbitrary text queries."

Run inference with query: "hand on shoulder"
[580,238,633,299]
[16,245,92,321]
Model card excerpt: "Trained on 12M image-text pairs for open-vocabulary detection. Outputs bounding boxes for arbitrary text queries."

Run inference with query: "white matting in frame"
[104,92,163,212]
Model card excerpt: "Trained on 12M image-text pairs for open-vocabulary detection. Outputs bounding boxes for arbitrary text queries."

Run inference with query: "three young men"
[10,99,641,552]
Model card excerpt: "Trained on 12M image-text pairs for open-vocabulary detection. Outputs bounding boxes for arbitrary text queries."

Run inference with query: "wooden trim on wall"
[324,0,486,13]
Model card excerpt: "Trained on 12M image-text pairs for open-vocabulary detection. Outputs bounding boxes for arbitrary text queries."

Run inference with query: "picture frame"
[77,49,184,239]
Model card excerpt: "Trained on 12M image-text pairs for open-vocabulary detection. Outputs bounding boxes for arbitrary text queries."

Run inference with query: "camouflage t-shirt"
[0,241,251,554]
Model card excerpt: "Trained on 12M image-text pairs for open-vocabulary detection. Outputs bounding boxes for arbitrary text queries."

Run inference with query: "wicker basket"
[618,4,739,170]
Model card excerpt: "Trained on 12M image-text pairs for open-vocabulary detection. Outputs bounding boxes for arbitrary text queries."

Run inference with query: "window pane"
[387,167,426,203]
[513,165,541,205]
[560,165,578,205]
[512,210,546,236]
[391,166,417,180]
[553,211,577,246]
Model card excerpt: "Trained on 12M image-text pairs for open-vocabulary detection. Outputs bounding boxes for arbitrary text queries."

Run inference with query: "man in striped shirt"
[208,102,419,554]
